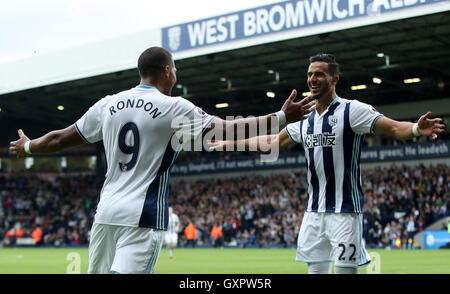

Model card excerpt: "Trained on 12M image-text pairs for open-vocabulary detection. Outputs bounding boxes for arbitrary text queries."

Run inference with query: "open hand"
[206,140,231,152]
[417,112,446,140]
[9,129,30,158]
[281,90,316,123]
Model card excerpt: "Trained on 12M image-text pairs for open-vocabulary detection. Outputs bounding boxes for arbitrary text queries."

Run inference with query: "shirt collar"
[136,85,157,90]
[316,95,340,118]
[329,95,340,106]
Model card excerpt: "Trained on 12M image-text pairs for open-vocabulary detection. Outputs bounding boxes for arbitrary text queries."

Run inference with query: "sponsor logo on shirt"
[304,133,336,149]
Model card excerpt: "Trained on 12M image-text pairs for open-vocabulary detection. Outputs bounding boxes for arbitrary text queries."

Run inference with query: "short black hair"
[138,47,173,78]
[309,53,340,76]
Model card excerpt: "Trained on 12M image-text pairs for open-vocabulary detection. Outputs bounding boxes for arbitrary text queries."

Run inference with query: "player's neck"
[315,91,337,115]
[139,79,171,96]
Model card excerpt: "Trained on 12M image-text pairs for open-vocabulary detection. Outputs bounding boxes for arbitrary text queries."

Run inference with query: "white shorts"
[165,232,178,245]
[296,212,371,268]
[88,223,164,274]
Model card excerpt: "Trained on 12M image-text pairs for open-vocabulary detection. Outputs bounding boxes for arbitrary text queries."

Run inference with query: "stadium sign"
[162,0,448,54]
[171,141,450,175]
[424,231,450,249]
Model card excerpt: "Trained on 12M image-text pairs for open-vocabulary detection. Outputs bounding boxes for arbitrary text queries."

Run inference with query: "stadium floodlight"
[57,105,65,111]
[275,71,280,83]
[267,69,275,74]
[215,103,229,109]
[220,77,227,82]
[404,78,421,84]
[266,91,276,98]
[376,53,390,67]
[302,91,311,97]
[351,84,367,90]
[176,84,183,89]
[372,77,383,84]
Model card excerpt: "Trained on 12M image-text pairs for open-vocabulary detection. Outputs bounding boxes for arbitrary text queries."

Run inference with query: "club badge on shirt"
[328,116,338,127]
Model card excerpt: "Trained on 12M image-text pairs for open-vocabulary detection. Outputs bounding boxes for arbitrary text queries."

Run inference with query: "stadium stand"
[0,174,100,247]
[0,163,448,249]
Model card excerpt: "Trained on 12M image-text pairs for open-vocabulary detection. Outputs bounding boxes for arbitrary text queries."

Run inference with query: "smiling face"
[307,61,338,100]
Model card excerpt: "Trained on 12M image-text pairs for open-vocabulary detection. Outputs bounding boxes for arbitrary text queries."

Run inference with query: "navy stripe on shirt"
[299,120,304,144]
[355,134,365,213]
[322,102,340,212]
[306,112,320,211]
[342,102,356,213]
[139,137,177,229]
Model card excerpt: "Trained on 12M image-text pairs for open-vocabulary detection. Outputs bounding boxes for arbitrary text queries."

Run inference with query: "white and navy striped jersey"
[75,85,215,230]
[167,213,179,234]
[285,96,383,214]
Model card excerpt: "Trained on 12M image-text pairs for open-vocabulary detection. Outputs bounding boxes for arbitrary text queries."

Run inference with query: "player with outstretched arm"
[209,53,445,274]
[9,47,315,274]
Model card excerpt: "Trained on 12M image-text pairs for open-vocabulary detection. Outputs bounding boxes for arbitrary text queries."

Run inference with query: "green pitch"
[0,248,449,274]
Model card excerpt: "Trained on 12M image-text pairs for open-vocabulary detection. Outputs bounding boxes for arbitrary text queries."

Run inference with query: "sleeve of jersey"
[285,122,302,144]
[74,99,105,144]
[350,100,384,135]
[191,106,216,138]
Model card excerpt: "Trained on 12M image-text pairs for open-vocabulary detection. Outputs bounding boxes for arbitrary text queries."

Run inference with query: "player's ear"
[163,65,171,78]
[332,75,339,85]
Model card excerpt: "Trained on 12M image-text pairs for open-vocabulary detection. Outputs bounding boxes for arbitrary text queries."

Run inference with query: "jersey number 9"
[118,122,140,172]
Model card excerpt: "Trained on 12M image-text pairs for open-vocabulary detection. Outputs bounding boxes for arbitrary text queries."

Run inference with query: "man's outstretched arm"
[205,89,315,140]
[9,125,86,158]
[208,128,295,152]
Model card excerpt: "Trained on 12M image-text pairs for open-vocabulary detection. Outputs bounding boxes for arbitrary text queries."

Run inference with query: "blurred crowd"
[0,163,448,249]
[0,174,100,247]
[172,163,449,249]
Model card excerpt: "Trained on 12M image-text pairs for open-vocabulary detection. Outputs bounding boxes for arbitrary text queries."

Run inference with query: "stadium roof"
[0,6,449,146]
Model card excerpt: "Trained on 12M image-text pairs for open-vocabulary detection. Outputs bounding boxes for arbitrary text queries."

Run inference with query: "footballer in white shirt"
[165,206,179,260]
[209,53,445,274]
[9,46,316,274]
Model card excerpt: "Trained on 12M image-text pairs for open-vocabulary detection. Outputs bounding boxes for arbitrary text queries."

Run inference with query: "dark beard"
[311,85,330,100]
[312,93,323,100]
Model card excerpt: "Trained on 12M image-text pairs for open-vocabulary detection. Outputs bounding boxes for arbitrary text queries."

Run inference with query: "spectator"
[5,229,14,246]
[15,226,24,239]
[184,221,197,248]
[210,224,223,248]
[31,225,43,246]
